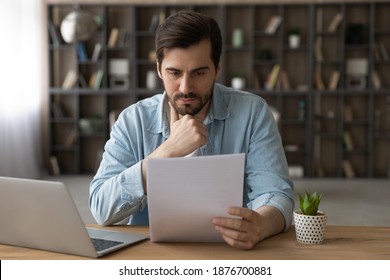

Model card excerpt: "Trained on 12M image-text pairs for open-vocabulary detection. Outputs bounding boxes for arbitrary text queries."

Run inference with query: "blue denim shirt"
[90,83,294,230]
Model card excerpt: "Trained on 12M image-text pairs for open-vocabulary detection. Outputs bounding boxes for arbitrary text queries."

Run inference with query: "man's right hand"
[165,101,208,157]
[141,102,208,191]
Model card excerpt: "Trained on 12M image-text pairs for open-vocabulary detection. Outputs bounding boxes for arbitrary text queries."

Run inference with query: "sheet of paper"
[147,153,245,242]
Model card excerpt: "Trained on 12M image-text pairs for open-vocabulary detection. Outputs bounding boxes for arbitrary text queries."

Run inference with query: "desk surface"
[1,225,389,260]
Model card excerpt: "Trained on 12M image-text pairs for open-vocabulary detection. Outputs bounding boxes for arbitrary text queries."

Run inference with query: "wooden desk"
[1,226,389,260]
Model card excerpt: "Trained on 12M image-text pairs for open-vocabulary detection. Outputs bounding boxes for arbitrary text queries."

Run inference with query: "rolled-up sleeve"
[244,101,295,231]
[89,160,146,226]
[248,193,294,231]
[89,110,147,226]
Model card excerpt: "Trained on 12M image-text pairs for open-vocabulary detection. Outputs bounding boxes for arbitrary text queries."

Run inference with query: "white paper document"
[147,153,245,242]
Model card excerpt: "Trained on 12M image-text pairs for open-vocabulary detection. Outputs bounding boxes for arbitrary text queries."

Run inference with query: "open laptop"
[0,176,148,258]
[147,153,245,242]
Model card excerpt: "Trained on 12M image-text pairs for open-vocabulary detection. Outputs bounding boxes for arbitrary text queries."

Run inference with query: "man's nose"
[179,74,193,94]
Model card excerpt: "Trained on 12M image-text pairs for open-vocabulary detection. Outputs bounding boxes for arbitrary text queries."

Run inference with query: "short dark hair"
[155,10,222,71]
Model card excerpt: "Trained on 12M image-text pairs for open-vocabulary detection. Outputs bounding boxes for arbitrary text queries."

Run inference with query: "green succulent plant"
[298,191,323,216]
[288,27,302,35]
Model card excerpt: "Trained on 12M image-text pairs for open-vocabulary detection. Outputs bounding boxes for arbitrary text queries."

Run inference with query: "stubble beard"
[171,92,212,116]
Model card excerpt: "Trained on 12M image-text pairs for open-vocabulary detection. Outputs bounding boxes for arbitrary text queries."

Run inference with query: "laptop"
[0,176,148,258]
[147,153,245,242]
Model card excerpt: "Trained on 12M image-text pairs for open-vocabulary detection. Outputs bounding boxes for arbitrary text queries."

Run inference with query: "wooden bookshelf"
[47,1,390,177]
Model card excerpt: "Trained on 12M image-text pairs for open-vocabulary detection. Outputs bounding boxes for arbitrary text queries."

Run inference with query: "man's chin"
[176,106,200,116]
[172,97,207,116]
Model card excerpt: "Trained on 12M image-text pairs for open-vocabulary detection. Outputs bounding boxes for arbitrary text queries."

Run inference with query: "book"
[158,11,166,27]
[371,70,382,90]
[51,102,65,118]
[65,130,78,147]
[78,73,88,88]
[379,42,389,62]
[149,14,160,32]
[344,105,353,122]
[343,131,354,152]
[327,13,343,32]
[343,159,355,178]
[279,69,290,91]
[373,43,382,61]
[88,72,97,88]
[117,30,130,47]
[48,20,62,46]
[49,156,61,176]
[328,70,340,90]
[62,70,77,89]
[94,70,104,89]
[314,72,325,90]
[108,28,119,47]
[91,43,102,62]
[264,16,282,34]
[265,64,280,90]
[315,38,323,63]
[76,42,88,62]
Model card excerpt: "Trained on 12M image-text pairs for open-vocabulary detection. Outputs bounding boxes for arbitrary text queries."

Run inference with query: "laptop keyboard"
[91,238,124,251]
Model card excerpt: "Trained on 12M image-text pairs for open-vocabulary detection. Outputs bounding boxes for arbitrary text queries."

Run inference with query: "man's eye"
[168,71,181,78]
[194,71,206,76]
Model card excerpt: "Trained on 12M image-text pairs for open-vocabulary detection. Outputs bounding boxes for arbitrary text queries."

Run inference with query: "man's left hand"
[212,206,284,250]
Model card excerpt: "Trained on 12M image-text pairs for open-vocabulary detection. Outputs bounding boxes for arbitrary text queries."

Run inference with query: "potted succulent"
[294,191,327,244]
[288,27,302,49]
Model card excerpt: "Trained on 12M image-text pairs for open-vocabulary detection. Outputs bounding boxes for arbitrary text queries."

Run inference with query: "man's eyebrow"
[165,66,210,72]
[192,66,210,72]
[165,67,180,72]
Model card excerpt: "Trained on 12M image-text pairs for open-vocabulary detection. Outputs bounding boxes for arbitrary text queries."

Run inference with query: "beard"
[170,92,212,116]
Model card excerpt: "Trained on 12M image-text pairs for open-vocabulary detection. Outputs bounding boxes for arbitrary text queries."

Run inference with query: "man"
[90,11,294,249]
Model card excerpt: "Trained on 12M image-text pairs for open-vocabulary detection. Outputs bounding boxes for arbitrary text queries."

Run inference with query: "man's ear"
[156,62,162,79]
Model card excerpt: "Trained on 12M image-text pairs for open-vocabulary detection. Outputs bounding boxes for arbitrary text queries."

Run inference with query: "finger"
[214,224,244,239]
[169,101,179,126]
[228,207,256,221]
[212,217,244,232]
[197,121,209,138]
[192,114,205,123]
[182,115,209,139]
[221,235,255,250]
[214,225,254,250]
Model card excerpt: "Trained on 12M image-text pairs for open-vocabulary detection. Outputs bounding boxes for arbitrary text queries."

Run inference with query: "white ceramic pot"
[294,210,327,244]
[231,77,246,90]
[146,70,158,90]
[289,34,301,49]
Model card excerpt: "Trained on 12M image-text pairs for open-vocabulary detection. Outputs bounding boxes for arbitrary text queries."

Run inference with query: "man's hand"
[212,206,285,250]
[164,101,208,157]
[141,102,208,191]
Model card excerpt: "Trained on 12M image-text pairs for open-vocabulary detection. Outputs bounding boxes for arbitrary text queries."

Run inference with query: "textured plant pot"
[294,210,327,244]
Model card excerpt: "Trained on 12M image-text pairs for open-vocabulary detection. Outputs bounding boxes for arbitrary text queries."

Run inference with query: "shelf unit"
[47,2,390,177]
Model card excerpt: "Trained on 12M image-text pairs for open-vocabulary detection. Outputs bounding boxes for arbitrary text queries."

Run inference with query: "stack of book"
[264,16,282,34]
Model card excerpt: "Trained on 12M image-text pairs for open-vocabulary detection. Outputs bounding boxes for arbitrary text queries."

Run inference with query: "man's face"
[157,39,220,117]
